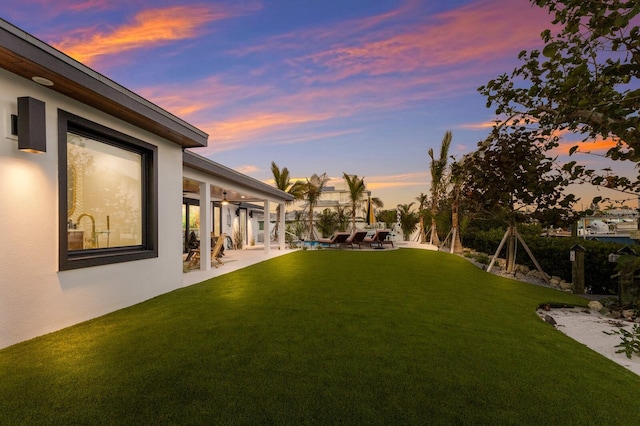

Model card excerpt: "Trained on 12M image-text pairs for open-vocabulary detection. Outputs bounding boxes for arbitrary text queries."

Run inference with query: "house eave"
[0,18,208,148]
[183,150,294,202]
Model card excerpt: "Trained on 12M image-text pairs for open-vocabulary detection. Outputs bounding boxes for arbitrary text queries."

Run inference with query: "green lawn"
[1,249,639,424]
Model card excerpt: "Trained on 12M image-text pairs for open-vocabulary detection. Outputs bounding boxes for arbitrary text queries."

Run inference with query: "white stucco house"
[0,19,292,349]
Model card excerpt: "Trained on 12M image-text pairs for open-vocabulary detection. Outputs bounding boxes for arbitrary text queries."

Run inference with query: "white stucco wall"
[0,69,184,349]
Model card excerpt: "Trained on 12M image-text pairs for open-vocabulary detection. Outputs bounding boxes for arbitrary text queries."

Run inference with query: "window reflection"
[67,133,142,250]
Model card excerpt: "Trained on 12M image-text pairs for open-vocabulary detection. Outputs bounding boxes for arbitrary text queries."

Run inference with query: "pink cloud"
[138,76,272,119]
[11,0,113,15]
[51,5,230,65]
[238,0,551,83]
[140,0,556,153]
[554,139,619,156]
[365,172,429,190]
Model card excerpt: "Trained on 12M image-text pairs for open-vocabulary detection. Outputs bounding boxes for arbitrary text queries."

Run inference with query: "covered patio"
[182,151,294,280]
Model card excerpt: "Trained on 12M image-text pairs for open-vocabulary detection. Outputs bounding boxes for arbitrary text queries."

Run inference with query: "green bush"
[464,228,629,294]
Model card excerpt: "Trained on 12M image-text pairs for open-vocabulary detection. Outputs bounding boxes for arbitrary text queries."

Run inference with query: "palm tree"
[415,193,428,243]
[335,205,350,232]
[428,130,452,246]
[448,160,465,254]
[270,161,305,239]
[397,203,419,241]
[343,173,367,231]
[365,197,384,222]
[303,173,329,240]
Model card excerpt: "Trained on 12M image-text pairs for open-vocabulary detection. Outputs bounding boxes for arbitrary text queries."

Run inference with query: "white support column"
[264,199,271,254]
[279,201,286,250]
[199,182,211,271]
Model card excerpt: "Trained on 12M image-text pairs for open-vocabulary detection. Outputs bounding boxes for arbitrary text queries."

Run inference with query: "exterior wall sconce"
[221,191,229,205]
[11,97,47,153]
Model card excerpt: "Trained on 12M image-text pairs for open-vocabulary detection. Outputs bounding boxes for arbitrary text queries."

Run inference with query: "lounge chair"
[318,232,351,248]
[343,230,368,249]
[362,230,393,249]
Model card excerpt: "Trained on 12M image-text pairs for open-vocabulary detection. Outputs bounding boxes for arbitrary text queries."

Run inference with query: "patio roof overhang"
[183,150,294,204]
[0,18,208,149]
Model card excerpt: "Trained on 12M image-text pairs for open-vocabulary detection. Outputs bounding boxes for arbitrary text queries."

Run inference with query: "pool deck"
[182,241,437,286]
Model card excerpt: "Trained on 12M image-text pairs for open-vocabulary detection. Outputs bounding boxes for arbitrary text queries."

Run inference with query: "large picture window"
[58,110,158,270]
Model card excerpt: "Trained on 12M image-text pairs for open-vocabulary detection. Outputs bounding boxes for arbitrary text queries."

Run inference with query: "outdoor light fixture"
[15,97,46,153]
[31,76,54,86]
[221,191,229,205]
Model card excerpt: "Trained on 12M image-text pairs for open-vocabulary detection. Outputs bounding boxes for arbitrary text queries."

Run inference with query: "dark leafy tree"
[461,124,578,272]
[480,0,640,193]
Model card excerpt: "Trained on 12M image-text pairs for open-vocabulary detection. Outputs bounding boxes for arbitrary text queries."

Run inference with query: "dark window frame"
[58,110,158,271]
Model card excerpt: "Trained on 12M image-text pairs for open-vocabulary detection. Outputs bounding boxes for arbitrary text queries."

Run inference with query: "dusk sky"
[3,0,636,210]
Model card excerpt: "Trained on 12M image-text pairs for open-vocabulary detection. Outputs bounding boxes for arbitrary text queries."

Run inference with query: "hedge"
[463,228,632,294]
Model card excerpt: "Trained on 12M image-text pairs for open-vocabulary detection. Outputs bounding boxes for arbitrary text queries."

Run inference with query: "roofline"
[0,18,208,148]
[183,150,294,202]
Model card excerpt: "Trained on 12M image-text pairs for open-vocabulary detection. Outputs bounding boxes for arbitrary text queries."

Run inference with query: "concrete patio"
[183,244,297,286]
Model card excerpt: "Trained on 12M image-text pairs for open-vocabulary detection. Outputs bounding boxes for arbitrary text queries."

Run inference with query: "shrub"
[464,227,628,294]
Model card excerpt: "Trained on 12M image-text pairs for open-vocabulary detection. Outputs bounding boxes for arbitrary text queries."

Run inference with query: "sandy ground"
[537,307,640,376]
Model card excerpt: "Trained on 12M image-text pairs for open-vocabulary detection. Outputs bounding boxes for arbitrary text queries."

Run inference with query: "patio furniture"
[343,230,368,249]
[185,231,200,262]
[362,230,393,249]
[187,233,227,268]
[211,233,226,268]
[318,232,351,248]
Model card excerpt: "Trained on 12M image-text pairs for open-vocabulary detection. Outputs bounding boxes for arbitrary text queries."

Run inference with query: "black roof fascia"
[183,150,294,202]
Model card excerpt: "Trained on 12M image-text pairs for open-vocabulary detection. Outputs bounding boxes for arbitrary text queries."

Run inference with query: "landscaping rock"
[559,281,572,291]
[622,310,635,321]
[588,300,603,311]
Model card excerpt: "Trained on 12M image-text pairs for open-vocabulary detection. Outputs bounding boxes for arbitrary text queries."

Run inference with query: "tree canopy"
[480,0,640,187]
[460,125,577,227]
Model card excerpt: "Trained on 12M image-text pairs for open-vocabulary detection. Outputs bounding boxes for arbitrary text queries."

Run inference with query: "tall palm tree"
[448,159,466,254]
[304,172,329,240]
[271,161,305,239]
[415,193,428,243]
[343,173,366,231]
[428,130,452,246]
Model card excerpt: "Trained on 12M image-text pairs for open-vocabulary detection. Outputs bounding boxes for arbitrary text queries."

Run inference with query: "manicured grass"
[1,249,639,424]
